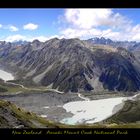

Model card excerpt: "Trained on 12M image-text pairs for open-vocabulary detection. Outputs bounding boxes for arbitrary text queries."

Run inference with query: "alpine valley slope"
[0,38,140,93]
[0,99,61,128]
[87,37,140,62]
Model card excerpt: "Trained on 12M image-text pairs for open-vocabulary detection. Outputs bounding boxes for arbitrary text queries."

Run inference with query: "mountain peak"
[32,39,40,43]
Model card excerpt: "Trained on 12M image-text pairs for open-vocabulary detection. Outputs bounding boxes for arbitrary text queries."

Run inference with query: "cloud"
[29,36,48,42]
[60,27,121,40]
[3,34,62,42]
[5,34,26,42]
[58,9,140,41]
[60,28,101,38]
[9,25,18,32]
[29,35,62,42]
[1,25,19,32]
[64,9,112,29]
[64,9,131,30]
[60,25,140,42]
[127,24,140,41]
[23,23,38,30]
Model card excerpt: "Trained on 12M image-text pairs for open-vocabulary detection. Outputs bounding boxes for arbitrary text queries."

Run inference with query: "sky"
[1,8,140,42]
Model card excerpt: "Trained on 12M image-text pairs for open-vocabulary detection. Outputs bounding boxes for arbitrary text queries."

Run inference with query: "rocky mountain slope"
[87,37,140,62]
[105,94,140,126]
[0,99,60,128]
[86,37,139,51]
[0,38,140,93]
[1,98,140,128]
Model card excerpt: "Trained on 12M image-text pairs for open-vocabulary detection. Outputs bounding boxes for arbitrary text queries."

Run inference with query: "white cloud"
[23,23,38,30]
[60,25,140,42]
[30,35,62,42]
[30,36,48,42]
[60,28,102,39]
[1,25,19,32]
[9,25,18,32]
[59,9,140,42]
[64,9,131,30]
[65,9,111,29]
[60,27,122,41]
[5,34,26,42]
[127,24,140,41]
[4,34,62,42]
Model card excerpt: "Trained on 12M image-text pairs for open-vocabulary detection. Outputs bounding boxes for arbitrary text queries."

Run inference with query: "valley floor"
[0,69,140,127]
[0,88,139,126]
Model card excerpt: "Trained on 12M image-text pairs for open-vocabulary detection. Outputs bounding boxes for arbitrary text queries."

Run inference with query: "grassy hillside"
[0,99,140,128]
[0,99,61,128]
[103,99,140,128]
[0,86,8,92]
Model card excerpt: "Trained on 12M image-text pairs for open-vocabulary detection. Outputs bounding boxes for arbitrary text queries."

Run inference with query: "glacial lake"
[0,69,14,81]
[61,97,127,125]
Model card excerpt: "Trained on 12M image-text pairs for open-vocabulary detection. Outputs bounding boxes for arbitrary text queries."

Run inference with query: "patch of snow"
[40,115,47,118]
[0,69,14,81]
[43,106,50,109]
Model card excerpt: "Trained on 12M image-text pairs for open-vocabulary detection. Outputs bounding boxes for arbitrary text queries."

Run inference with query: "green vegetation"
[0,84,26,95]
[0,86,8,92]
[0,79,54,95]
[0,79,139,128]
[103,99,140,128]
[0,100,61,128]
[0,99,140,128]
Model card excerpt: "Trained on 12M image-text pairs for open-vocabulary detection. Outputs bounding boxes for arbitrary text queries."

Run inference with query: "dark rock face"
[97,52,140,92]
[99,64,140,92]
[0,38,140,92]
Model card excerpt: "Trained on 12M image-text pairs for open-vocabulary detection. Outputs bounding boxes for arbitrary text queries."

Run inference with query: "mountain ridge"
[86,37,140,51]
[0,38,140,93]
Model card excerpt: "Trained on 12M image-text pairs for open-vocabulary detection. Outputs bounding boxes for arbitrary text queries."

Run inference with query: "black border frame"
[0,0,140,8]
[0,0,140,138]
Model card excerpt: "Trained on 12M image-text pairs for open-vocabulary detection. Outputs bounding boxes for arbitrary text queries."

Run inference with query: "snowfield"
[0,69,14,81]
[61,97,126,125]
